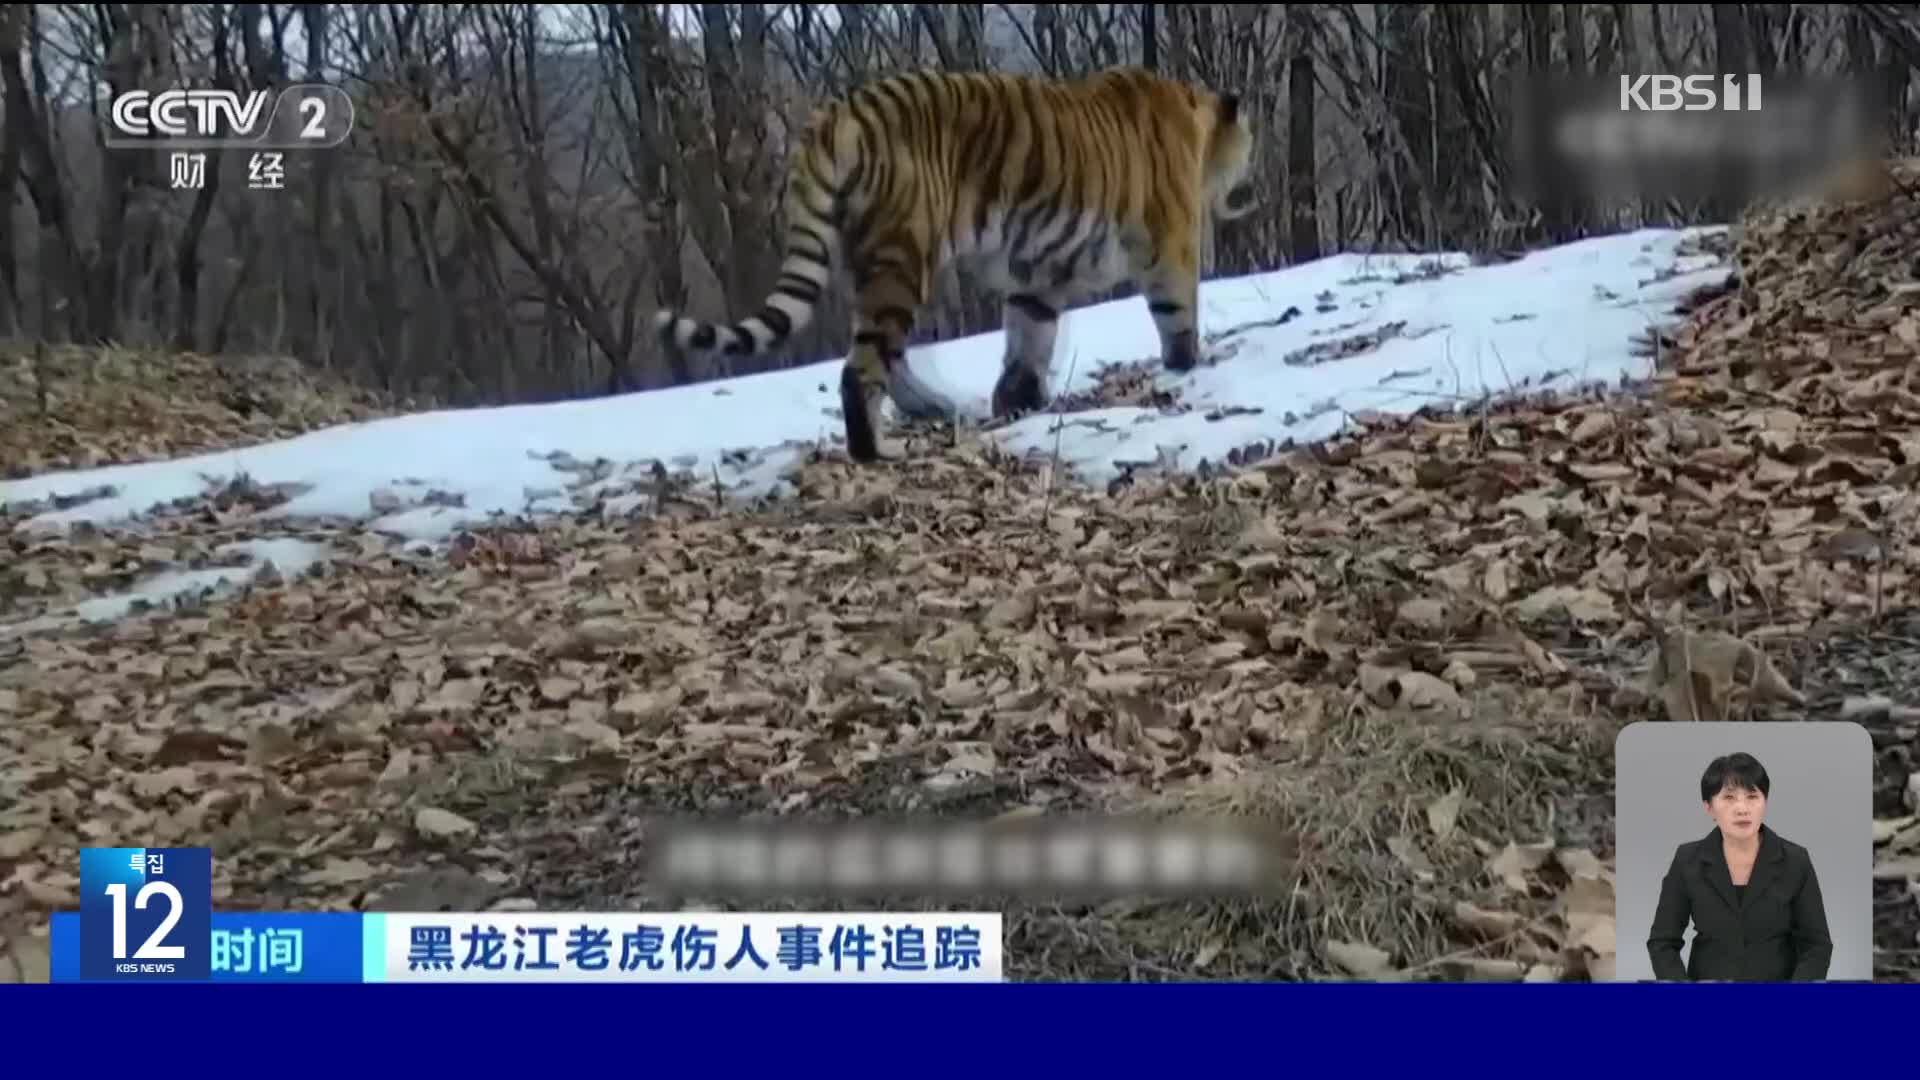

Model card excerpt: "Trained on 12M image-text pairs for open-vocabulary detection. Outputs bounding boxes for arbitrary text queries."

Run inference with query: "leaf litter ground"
[4,163,1920,983]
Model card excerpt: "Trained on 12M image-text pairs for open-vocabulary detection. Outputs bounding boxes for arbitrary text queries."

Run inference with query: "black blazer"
[1646,824,1832,982]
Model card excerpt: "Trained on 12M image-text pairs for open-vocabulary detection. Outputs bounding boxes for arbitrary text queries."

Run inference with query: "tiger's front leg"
[1139,235,1204,374]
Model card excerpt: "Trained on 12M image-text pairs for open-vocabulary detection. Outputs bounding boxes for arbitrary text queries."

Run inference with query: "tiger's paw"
[1161,330,1201,374]
[990,366,1047,418]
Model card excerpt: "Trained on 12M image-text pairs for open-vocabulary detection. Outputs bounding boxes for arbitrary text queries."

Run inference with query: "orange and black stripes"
[654,66,1256,464]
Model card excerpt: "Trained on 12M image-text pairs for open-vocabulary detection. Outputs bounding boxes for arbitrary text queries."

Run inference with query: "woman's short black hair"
[1700,752,1771,802]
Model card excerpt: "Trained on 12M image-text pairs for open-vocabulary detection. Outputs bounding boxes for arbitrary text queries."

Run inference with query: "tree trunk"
[1286,3,1320,262]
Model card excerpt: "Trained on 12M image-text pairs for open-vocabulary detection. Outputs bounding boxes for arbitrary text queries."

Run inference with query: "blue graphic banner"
[5,978,1910,1076]
[52,912,370,983]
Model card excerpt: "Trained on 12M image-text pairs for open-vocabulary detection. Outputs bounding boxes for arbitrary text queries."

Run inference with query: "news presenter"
[1645,752,1833,982]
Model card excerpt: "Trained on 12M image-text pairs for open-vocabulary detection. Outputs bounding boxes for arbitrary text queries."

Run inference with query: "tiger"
[653,65,1257,464]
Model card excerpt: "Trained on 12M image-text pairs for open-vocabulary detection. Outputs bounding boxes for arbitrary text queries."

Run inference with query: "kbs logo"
[78,846,214,982]
[102,84,354,149]
[1619,74,1763,112]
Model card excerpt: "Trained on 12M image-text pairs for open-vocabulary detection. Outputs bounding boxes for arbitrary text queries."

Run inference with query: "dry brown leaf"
[1568,916,1616,958]
[1873,856,1920,882]
[942,743,997,778]
[1555,847,1606,880]
[1563,873,1616,956]
[1502,492,1555,523]
[1302,609,1346,655]
[1815,528,1885,561]
[1841,697,1920,725]
[1453,901,1525,940]
[1191,938,1224,971]
[1644,627,1804,722]
[1396,672,1466,714]
[1086,671,1153,694]
[1568,462,1635,482]
[1874,817,1920,852]
[298,858,380,886]
[1325,940,1396,978]
[377,749,413,787]
[415,807,477,839]
[1482,560,1512,601]
[985,593,1036,628]
[0,827,48,860]
[1426,787,1464,842]
[1489,840,1555,893]
[1454,957,1528,982]
[1,936,52,983]
[539,676,581,703]
[612,686,684,722]
[562,717,622,753]
[1569,412,1614,444]
[131,766,199,799]
[1387,834,1436,881]
[1396,597,1452,633]
[867,665,926,700]
[422,679,486,712]
[19,873,77,909]
[1440,658,1477,689]
[1514,586,1618,624]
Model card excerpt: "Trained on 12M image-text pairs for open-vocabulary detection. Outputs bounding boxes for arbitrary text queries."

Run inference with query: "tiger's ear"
[1218,93,1241,126]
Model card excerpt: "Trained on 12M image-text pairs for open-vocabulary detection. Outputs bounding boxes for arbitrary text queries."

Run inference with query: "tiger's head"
[1207,91,1257,222]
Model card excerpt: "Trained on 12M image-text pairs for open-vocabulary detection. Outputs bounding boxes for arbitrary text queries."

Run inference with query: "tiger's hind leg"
[990,291,1068,419]
[839,250,935,463]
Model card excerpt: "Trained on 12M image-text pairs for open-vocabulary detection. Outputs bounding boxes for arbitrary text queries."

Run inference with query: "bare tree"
[0,4,1909,408]
[1287,4,1321,262]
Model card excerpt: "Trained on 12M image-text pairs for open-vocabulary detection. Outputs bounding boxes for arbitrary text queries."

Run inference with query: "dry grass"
[0,343,414,478]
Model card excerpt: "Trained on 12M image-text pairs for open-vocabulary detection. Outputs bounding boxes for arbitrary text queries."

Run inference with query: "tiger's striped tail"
[653,152,844,362]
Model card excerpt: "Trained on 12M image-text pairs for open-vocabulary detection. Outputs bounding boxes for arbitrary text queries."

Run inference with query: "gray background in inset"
[1613,721,1874,982]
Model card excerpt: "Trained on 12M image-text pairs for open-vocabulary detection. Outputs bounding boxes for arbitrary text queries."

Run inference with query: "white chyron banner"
[375,911,1003,983]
